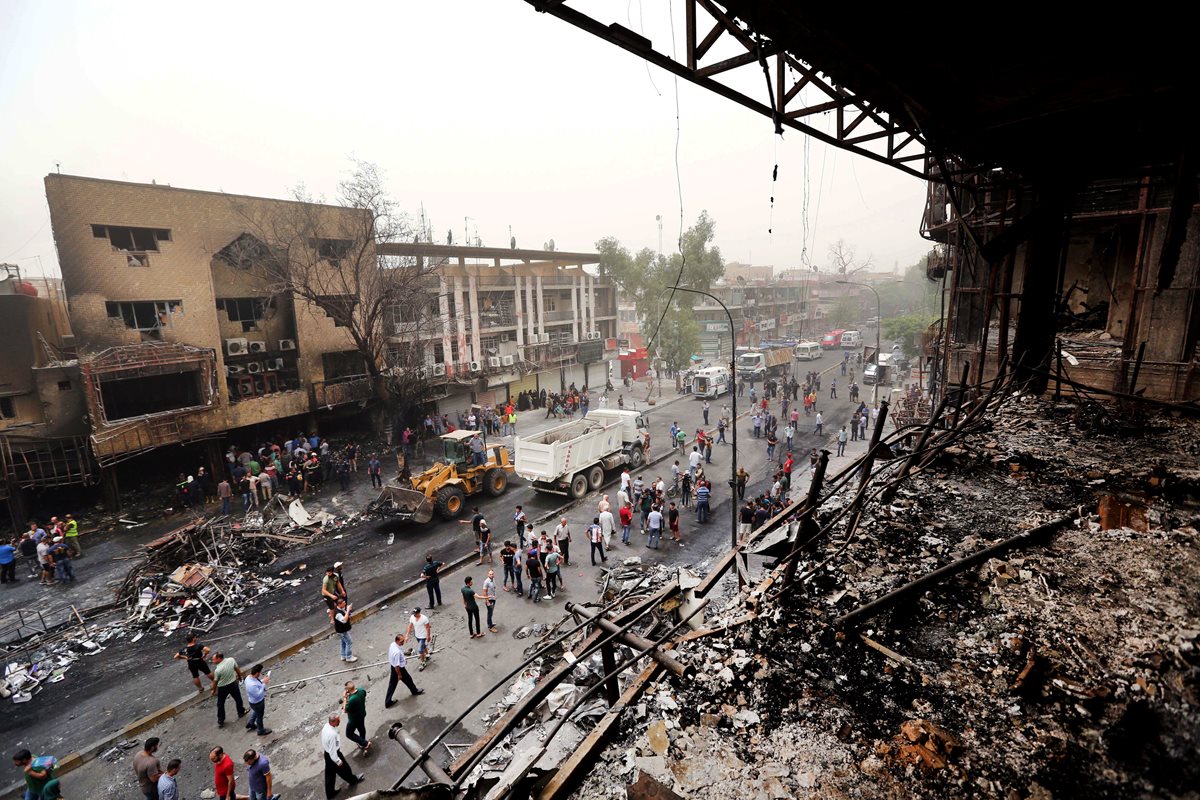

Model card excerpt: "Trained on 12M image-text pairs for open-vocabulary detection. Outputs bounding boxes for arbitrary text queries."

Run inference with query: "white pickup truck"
[513,408,649,498]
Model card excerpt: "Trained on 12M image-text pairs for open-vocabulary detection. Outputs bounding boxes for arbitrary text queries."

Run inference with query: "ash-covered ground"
[573,396,1200,799]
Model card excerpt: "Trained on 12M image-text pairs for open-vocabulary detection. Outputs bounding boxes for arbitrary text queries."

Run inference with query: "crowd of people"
[1,516,82,589]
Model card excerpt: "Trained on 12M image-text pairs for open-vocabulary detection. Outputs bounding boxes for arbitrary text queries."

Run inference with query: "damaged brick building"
[11,175,618,515]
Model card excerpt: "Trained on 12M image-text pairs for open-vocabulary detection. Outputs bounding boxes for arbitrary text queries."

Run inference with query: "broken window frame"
[0,396,15,419]
[314,294,357,328]
[104,300,183,334]
[216,297,273,333]
[91,224,171,255]
[309,237,353,266]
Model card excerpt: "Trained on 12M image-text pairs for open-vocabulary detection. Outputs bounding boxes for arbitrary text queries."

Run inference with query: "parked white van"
[794,341,822,361]
[840,330,863,348]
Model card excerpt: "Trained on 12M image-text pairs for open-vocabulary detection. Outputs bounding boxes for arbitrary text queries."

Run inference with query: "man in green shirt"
[64,515,80,558]
[211,652,246,728]
[341,681,370,752]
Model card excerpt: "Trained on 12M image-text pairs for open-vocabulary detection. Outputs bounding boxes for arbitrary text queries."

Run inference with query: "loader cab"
[441,430,479,467]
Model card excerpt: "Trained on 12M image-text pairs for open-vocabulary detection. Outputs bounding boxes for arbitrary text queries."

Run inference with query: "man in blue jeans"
[242,749,278,800]
[244,664,272,736]
[695,481,711,523]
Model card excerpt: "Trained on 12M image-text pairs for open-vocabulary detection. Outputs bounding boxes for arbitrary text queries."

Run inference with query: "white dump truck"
[514,408,649,498]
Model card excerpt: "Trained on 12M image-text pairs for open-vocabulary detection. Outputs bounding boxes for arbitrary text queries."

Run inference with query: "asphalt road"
[4,351,879,762]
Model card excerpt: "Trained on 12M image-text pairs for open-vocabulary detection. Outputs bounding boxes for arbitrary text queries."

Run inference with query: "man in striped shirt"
[695,481,712,524]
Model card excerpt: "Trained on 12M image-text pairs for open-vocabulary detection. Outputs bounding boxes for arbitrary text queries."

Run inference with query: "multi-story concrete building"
[692,271,818,359]
[374,242,618,413]
[38,175,617,505]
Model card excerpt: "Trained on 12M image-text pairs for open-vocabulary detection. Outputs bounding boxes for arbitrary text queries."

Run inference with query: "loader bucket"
[373,485,435,524]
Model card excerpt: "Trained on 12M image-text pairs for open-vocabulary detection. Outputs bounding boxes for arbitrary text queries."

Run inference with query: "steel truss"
[526,0,929,179]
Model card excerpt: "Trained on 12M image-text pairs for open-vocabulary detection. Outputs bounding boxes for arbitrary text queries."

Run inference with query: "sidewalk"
[55,552,582,799]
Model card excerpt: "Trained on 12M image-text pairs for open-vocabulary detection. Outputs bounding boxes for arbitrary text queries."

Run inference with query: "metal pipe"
[469,599,710,795]
[388,722,454,786]
[450,584,682,782]
[388,575,656,789]
[836,507,1084,628]
[564,602,695,678]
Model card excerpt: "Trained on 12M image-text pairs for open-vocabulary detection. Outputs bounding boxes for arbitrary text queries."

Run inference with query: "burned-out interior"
[98,368,203,421]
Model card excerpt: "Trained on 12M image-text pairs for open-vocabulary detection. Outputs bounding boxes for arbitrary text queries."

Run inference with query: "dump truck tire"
[587,465,604,491]
[569,473,588,499]
[436,485,466,520]
[484,468,508,497]
[629,444,645,468]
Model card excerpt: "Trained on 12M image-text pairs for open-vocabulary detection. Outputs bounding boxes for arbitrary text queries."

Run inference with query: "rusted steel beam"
[600,642,620,705]
[539,663,663,799]
[448,585,677,777]
[836,507,1085,628]
[565,602,695,679]
[387,722,454,787]
[695,43,780,79]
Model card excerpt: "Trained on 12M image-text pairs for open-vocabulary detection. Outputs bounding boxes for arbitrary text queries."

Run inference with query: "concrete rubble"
[569,395,1200,798]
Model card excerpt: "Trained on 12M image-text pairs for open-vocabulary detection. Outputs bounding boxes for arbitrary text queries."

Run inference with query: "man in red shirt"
[209,746,237,800]
[619,504,634,545]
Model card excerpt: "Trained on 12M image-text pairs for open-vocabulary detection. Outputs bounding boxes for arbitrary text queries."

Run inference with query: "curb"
[3,548,479,798]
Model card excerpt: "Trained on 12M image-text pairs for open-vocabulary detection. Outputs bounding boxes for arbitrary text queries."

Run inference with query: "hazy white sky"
[0,0,931,278]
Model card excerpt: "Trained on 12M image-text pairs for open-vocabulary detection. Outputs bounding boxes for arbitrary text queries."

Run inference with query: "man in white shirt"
[385,633,424,706]
[646,505,664,549]
[598,507,615,549]
[404,608,433,670]
[553,518,572,566]
[688,447,703,480]
[321,713,362,799]
[620,469,631,494]
[588,519,607,566]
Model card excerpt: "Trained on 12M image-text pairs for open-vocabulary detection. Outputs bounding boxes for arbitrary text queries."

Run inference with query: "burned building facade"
[43,175,384,502]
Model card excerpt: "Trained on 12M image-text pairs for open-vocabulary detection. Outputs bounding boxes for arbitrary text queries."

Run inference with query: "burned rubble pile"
[0,497,357,707]
[574,395,1200,799]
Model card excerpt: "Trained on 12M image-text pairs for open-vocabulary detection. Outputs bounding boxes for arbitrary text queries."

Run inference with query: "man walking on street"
[462,576,482,638]
[420,554,443,608]
[133,738,162,800]
[405,608,433,670]
[321,713,363,799]
[588,517,607,565]
[385,633,424,706]
[175,633,216,694]
[513,506,528,548]
[244,664,272,736]
[554,517,572,565]
[209,746,238,800]
[483,569,498,633]
[696,480,711,524]
[156,760,181,800]
[837,426,848,457]
[702,400,710,425]
[815,412,824,436]
[333,598,357,662]
[367,455,382,489]
[646,503,664,549]
[243,749,277,800]
[342,682,371,753]
[211,652,246,728]
[525,548,544,601]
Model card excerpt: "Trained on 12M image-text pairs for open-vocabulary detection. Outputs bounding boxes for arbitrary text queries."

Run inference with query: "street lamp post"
[837,280,881,404]
[663,288,738,554]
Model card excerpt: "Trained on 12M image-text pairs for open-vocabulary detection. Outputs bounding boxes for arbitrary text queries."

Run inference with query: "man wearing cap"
[404,607,433,670]
[50,536,74,582]
[384,633,424,706]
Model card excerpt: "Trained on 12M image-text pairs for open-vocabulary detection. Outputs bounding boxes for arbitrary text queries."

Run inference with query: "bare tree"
[232,161,442,420]
[827,238,874,276]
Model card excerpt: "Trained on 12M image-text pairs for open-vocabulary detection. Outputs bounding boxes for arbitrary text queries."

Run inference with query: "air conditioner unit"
[501,355,515,367]
[246,361,263,374]
[227,365,245,375]
[237,380,255,397]
[500,333,510,343]
[538,333,550,343]
[416,365,429,379]
[589,331,601,340]
[265,358,283,371]
[468,360,482,373]
[225,337,248,356]
[278,339,297,351]
[248,340,267,354]
[432,363,447,377]
[487,356,501,368]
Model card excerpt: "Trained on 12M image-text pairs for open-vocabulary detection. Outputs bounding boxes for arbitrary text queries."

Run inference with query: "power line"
[1,215,50,261]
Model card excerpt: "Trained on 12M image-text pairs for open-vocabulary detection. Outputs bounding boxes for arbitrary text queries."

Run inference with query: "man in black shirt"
[739,502,755,543]
[173,633,216,693]
[420,554,443,607]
